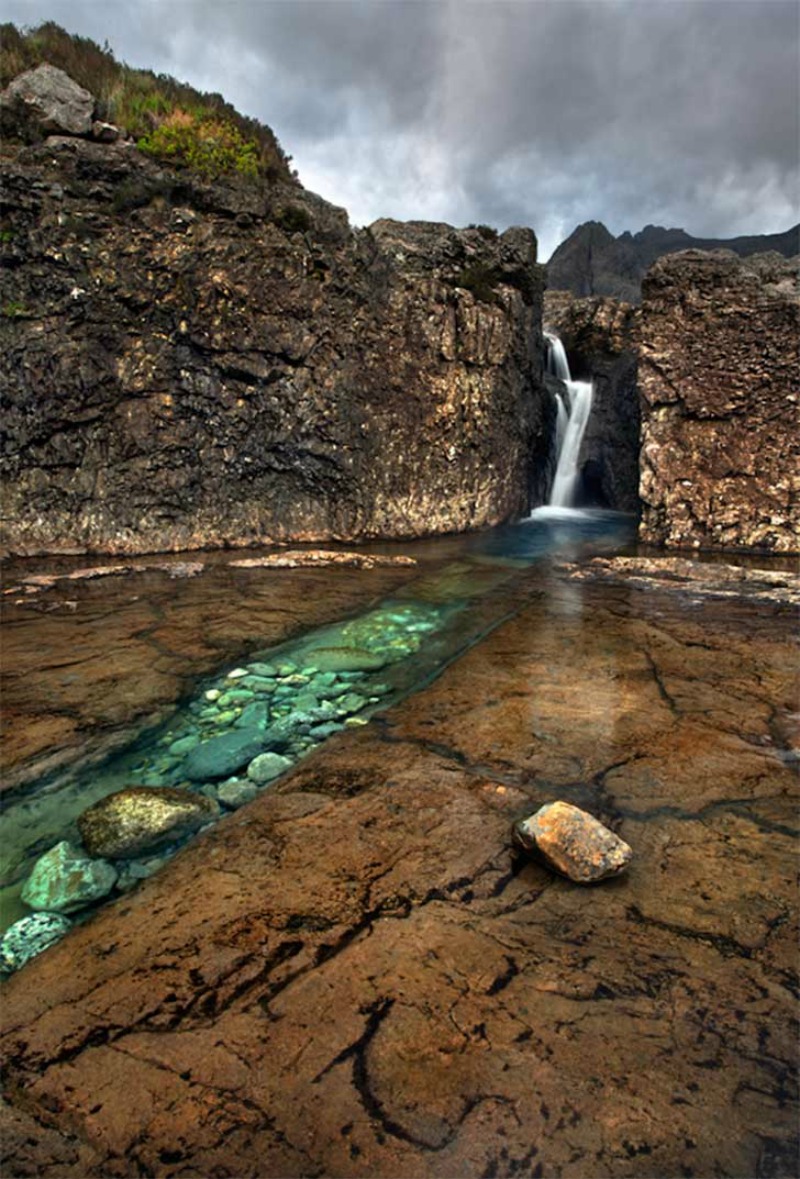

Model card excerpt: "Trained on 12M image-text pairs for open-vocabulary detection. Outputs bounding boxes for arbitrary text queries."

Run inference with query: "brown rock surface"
[638,250,800,552]
[0,131,547,557]
[1,564,797,1178]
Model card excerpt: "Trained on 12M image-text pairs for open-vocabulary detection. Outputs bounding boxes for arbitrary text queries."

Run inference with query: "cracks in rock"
[626,903,757,962]
[312,996,522,1154]
[643,648,680,714]
[485,955,520,996]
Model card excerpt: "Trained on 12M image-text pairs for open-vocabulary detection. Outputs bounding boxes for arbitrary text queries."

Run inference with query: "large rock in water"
[0,64,94,140]
[513,801,632,882]
[638,251,799,552]
[0,97,548,556]
[78,787,219,859]
[21,841,118,913]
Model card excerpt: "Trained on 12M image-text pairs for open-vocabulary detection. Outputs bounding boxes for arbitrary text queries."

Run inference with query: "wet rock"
[77,787,219,859]
[168,734,199,757]
[247,662,278,677]
[230,550,417,569]
[234,701,270,730]
[336,693,369,716]
[21,841,118,913]
[238,676,277,694]
[217,779,259,809]
[115,854,170,892]
[261,716,305,750]
[183,729,266,780]
[308,722,343,740]
[513,801,632,882]
[309,647,388,672]
[0,912,71,972]
[0,64,94,140]
[247,752,293,785]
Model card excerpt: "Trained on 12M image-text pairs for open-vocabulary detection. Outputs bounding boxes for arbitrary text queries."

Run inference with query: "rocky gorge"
[1,43,799,1179]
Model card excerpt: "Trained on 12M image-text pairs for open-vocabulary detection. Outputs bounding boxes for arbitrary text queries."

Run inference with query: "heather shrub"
[138,110,260,180]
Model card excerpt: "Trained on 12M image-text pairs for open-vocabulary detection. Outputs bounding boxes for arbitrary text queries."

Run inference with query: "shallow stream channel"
[1,510,636,970]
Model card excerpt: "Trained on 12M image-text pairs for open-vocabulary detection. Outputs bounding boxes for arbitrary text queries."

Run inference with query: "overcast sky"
[5,0,798,258]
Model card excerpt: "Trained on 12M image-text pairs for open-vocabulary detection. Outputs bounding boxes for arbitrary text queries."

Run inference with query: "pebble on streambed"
[513,801,632,883]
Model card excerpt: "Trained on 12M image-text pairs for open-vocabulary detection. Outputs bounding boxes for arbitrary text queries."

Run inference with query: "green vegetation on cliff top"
[0,22,294,183]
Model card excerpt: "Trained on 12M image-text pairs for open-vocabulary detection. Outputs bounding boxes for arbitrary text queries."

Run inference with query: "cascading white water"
[543,331,594,509]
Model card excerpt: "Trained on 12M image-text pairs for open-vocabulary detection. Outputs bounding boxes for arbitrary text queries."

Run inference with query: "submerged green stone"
[21,841,118,913]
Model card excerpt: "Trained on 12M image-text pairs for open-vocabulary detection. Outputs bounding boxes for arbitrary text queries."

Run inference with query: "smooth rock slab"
[513,801,632,882]
[183,729,265,779]
[0,912,71,972]
[78,788,219,859]
[21,841,118,913]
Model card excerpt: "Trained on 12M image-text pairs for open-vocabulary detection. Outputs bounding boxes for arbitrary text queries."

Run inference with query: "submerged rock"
[115,853,170,892]
[234,702,270,730]
[217,779,259,808]
[78,787,219,859]
[183,729,266,779]
[309,647,388,672]
[513,801,632,883]
[21,841,118,913]
[0,912,72,972]
[247,752,293,785]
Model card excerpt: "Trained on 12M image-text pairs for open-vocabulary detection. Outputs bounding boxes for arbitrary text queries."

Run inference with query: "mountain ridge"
[548,220,799,302]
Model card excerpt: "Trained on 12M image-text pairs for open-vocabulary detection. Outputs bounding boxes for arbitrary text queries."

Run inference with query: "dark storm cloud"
[5,0,798,257]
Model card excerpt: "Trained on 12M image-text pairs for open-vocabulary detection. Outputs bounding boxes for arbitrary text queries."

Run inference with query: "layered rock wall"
[638,250,799,552]
[0,133,546,556]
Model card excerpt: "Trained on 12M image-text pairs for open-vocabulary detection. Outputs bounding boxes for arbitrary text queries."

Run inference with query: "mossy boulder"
[78,787,219,859]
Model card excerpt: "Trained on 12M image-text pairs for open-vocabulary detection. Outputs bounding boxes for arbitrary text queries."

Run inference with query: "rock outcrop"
[548,219,799,303]
[638,250,799,552]
[0,75,547,557]
[543,291,640,512]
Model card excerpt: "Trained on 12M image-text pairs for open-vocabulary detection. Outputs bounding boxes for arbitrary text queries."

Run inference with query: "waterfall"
[542,331,594,510]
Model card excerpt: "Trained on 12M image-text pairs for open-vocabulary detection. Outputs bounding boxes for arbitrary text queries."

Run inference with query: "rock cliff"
[0,74,547,557]
[638,250,799,552]
[543,291,640,513]
[548,219,799,303]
